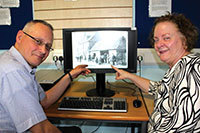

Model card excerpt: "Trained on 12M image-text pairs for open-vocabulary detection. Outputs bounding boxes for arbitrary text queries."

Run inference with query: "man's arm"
[29,119,61,133]
[40,65,90,109]
[40,73,71,109]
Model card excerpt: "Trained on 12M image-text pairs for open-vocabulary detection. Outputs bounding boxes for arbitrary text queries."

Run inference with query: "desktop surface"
[36,69,64,84]
[44,81,154,122]
[36,69,65,91]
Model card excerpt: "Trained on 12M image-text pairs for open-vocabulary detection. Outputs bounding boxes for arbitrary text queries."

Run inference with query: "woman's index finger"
[111,65,120,72]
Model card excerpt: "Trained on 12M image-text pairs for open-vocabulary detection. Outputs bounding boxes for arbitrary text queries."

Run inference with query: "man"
[0,20,90,132]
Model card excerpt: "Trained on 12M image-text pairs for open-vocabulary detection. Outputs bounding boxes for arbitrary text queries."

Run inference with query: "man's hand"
[70,64,91,79]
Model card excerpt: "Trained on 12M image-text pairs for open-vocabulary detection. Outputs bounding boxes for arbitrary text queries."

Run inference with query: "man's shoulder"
[0,51,24,73]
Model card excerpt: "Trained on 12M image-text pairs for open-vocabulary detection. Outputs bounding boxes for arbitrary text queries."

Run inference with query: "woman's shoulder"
[183,53,200,62]
[184,53,200,69]
[187,53,200,58]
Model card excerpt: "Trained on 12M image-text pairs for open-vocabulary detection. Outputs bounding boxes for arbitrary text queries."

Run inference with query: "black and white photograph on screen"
[72,31,128,69]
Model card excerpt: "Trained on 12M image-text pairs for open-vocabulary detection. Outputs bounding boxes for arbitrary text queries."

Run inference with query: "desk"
[44,81,154,132]
[36,69,64,91]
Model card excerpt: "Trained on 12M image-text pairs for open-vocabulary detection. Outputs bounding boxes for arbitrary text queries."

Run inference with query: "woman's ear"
[181,35,188,50]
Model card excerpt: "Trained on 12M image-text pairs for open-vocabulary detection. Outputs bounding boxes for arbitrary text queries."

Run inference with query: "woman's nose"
[154,39,164,48]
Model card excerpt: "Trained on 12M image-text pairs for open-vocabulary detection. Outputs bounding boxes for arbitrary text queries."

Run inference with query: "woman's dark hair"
[149,13,199,52]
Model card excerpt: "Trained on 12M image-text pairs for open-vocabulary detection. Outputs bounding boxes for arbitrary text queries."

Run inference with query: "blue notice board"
[0,0,33,49]
[136,0,200,48]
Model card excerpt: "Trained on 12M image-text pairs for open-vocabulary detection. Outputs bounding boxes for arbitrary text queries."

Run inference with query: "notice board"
[0,0,33,49]
[136,0,200,48]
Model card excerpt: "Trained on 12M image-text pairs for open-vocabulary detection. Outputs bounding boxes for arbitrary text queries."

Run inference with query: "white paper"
[0,8,11,25]
[0,0,19,8]
[149,0,171,17]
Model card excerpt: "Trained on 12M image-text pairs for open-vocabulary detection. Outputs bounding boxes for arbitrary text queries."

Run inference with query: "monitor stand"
[86,73,115,97]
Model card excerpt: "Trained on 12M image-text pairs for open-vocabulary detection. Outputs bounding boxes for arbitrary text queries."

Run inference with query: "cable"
[90,122,102,133]
[78,121,86,127]
[85,74,96,82]
[124,123,129,133]
[106,81,136,96]
[137,55,155,130]
[122,79,138,88]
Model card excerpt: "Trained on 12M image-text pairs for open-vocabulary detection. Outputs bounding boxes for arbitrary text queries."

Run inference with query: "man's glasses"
[23,31,54,51]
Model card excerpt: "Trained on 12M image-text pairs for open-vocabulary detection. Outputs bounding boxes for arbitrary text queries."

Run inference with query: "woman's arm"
[111,65,150,93]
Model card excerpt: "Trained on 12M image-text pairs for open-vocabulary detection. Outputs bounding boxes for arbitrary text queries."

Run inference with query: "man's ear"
[16,30,24,43]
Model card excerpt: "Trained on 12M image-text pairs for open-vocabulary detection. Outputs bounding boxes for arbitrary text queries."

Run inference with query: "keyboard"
[58,96,127,112]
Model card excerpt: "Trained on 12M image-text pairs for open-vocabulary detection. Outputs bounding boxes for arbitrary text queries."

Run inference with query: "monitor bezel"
[63,27,137,74]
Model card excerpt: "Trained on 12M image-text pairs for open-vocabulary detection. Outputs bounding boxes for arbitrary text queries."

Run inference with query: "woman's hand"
[111,65,131,80]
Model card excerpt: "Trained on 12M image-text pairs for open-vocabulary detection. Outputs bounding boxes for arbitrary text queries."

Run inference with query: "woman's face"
[153,21,189,68]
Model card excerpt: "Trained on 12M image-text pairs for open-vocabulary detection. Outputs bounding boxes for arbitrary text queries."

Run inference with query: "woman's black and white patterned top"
[148,53,200,133]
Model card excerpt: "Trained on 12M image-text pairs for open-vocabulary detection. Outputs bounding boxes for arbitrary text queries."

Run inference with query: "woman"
[112,13,200,132]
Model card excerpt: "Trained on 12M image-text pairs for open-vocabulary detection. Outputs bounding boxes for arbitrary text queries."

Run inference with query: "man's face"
[16,23,53,68]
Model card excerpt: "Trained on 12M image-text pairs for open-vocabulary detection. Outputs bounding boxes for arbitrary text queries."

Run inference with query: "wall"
[34,0,133,50]
[33,0,200,65]
[34,0,134,64]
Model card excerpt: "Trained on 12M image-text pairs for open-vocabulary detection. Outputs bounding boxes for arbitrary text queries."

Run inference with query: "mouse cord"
[137,55,155,130]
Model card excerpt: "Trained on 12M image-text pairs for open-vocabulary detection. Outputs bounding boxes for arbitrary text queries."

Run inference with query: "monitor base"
[86,88,115,97]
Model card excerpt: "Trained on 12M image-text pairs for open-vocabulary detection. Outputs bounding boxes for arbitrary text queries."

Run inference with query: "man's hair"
[23,20,54,32]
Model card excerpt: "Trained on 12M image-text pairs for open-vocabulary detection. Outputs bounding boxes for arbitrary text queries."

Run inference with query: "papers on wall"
[0,8,11,25]
[0,0,20,25]
[132,0,136,29]
[149,0,171,17]
[0,0,19,7]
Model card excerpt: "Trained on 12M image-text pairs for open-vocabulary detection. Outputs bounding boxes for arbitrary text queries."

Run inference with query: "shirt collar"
[168,53,193,73]
[9,46,37,75]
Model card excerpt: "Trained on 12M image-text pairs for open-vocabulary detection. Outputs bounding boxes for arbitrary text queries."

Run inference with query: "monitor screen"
[63,28,137,97]
[72,30,128,69]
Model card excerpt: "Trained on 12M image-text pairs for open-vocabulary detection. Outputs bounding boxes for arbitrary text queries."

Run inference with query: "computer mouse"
[133,99,142,108]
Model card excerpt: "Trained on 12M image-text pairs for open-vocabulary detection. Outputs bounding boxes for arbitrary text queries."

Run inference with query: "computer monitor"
[63,27,137,97]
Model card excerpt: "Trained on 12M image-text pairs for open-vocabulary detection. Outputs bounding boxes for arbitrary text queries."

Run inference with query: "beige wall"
[33,0,168,66]
[33,0,133,50]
